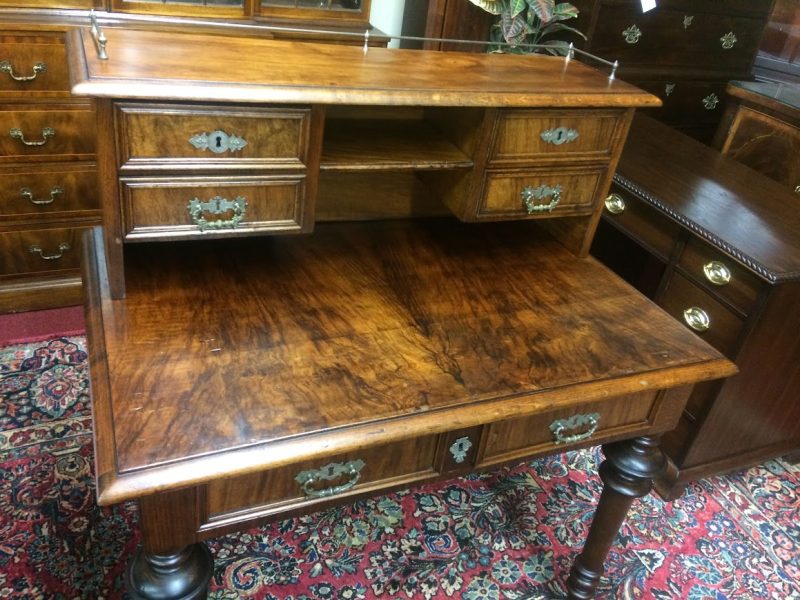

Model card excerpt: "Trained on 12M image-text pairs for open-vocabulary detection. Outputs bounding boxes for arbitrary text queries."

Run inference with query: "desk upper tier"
[65,27,660,299]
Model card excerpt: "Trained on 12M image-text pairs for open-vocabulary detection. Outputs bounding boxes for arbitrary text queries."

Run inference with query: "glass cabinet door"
[260,0,370,25]
[111,0,248,18]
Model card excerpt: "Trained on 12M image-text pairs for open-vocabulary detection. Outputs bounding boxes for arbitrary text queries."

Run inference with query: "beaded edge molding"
[612,174,800,284]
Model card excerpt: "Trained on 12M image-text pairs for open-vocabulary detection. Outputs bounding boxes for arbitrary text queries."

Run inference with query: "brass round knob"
[703,261,731,286]
[604,193,626,215]
[683,307,710,332]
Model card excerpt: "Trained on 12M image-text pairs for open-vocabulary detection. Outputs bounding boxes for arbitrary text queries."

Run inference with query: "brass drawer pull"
[186,195,247,231]
[9,127,55,147]
[295,459,366,499]
[20,185,63,206]
[604,193,626,215]
[540,127,579,146]
[683,307,710,332]
[622,24,642,44]
[703,261,731,286]
[720,32,738,50]
[522,184,561,214]
[702,94,720,111]
[28,242,70,261]
[0,59,46,82]
[550,412,600,445]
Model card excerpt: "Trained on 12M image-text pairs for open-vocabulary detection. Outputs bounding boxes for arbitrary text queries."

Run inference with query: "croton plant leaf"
[465,0,504,15]
[525,0,555,22]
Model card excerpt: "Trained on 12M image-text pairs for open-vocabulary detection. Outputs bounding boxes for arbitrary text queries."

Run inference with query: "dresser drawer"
[205,434,439,524]
[0,103,96,162]
[121,177,311,240]
[677,237,763,315]
[0,31,69,96]
[489,109,622,164]
[634,80,728,126]
[116,103,312,171]
[481,390,660,465]
[602,185,680,260]
[0,164,98,220]
[659,273,745,357]
[0,226,87,276]
[476,167,604,220]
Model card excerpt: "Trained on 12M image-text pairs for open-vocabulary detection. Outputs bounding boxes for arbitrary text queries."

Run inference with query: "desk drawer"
[0,164,98,220]
[476,167,603,220]
[489,109,621,164]
[0,226,87,276]
[121,177,311,240]
[677,237,762,315]
[0,32,69,95]
[116,103,312,171]
[206,434,439,523]
[480,390,659,465]
[602,186,680,260]
[0,103,96,162]
[659,273,745,357]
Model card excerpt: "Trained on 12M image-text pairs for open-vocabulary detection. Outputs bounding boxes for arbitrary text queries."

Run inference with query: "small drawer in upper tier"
[601,186,680,260]
[120,176,312,241]
[0,32,70,96]
[475,166,604,220]
[489,109,623,164]
[0,103,96,162]
[116,103,313,171]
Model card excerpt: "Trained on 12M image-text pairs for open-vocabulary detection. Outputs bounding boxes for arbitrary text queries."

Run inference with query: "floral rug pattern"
[0,337,798,599]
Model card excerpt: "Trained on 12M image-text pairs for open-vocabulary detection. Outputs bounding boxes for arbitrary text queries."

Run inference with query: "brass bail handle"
[20,186,64,206]
[29,242,70,261]
[0,59,46,82]
[522,184,562,214]
[295,459,366,499]
[9,127,55,147]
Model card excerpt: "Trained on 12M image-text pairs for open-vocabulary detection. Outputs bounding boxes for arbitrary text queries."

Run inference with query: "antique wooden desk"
[68,27,734,599]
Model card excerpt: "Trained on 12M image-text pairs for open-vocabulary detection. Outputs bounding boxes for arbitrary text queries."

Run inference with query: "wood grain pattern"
[83,219,734,505]
[0,163,99,221]
[66,27,661,108]
[0,102,96,162]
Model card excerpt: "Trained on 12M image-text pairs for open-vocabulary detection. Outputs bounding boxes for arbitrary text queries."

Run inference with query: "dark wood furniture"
[66,27,736,599]
[753,0,800,83]
[592,114,800,499]
[82,222,733,599]
[713,79,800,196]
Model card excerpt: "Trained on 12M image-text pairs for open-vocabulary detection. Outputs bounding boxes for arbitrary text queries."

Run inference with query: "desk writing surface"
[67,27,661,107]
[83,219,733,502]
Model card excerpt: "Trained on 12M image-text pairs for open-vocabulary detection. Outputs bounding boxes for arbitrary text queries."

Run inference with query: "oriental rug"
[1,337,798,599]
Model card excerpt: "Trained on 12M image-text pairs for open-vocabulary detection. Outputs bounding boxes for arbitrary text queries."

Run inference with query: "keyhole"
[215,135,223,148]
[555,130,565,143]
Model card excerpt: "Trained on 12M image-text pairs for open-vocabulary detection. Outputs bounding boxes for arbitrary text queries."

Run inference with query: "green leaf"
[509,0,527,19]
[540,22,587,40]
[525,0,554,23]
[552,2,579,19]
[501,11,528,45]
[465,0,504,16]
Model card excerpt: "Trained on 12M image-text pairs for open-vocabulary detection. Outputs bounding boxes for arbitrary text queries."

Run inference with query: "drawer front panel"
[482,390,659,464]
[0,32,69,95]
[490,110,621,163]
[677,237,762,315]
[659,273,745,357]
[477,167,604,220]
[207,434,439,520]
[117,104,311,169]
[0,104,96,162]
[633,80,728,126]
[0,164,99,219]
[602,186,680,260]
[0,226,87,276]
[121,177,310,239]
[589,8,764,74]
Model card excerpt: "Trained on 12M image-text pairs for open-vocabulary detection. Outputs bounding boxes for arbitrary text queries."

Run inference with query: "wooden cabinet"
[570,0,775,142]
[592,114,800,499]
[0,24,100,313]
[713,80,800,196]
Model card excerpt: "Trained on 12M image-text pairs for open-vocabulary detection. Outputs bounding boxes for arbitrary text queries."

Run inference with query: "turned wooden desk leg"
[566,436,666,599]
[126,489,213,599]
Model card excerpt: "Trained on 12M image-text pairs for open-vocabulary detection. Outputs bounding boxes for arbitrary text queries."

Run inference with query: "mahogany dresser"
[593,114,800,499]
[570,0,776,143]
[66,26,736,599]
[713,79,800,196]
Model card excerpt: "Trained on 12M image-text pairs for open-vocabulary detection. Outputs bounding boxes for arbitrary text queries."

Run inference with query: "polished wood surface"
[67,27,660,108]
[83,219,733,506]
[593,114,800,498]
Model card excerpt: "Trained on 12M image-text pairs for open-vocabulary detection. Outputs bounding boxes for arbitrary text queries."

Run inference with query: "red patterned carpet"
[1,337,799,599]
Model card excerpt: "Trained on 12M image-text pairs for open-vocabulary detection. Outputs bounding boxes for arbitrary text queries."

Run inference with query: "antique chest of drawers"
[592,114,800,498]
[0,25,100,313]
[570,0,775,143]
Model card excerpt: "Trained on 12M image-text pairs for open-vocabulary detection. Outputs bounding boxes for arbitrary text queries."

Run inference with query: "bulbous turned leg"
[565,436,666,600]
[125,543,213,600]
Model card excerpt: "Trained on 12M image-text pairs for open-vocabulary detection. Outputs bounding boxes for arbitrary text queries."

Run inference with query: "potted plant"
[466,0,586,55]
